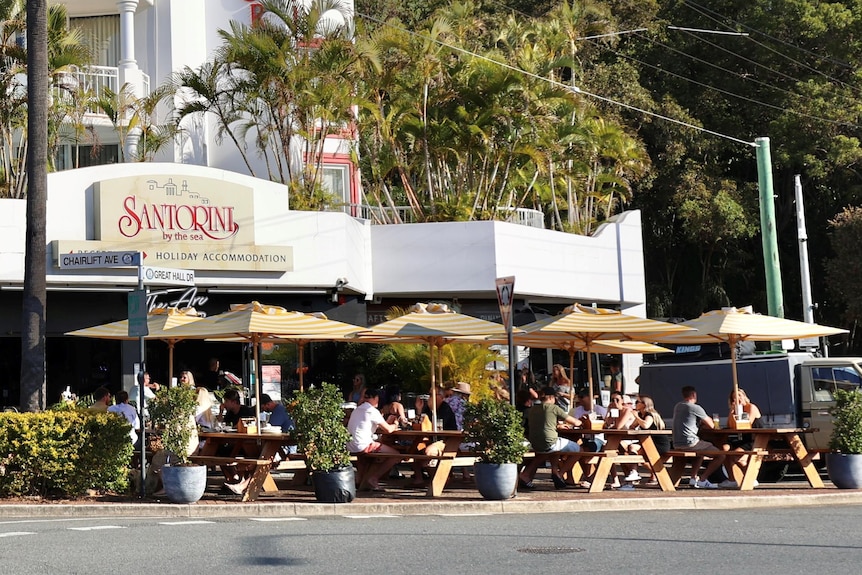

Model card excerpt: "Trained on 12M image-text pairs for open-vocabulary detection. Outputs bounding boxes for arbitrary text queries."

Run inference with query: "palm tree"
[21,0,48,411]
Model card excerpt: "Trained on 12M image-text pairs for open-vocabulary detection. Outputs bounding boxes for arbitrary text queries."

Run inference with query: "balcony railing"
[52,65,151,114]
[341,204,545,229]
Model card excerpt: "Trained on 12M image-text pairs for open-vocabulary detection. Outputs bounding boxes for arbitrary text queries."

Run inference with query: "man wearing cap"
[520,386,584,489]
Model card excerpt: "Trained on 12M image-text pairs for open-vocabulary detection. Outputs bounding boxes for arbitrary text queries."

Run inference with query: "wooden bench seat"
[188,455,273,502]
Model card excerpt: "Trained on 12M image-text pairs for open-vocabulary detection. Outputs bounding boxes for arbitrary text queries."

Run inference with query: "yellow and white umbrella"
[654,306,848,406]
[515,303,693,401]
[66,307,205,384]
[353,302,513,424]
[165,302,366,425]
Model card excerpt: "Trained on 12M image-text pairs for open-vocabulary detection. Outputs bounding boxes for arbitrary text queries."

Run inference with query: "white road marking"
[68,526,127,531]
[343,515,399,519]
[249,517,308,522]
[0,532,36,538]
[158,521,215,526]
[437,513,493,517]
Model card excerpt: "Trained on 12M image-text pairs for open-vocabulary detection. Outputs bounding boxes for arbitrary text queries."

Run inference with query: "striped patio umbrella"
[353,302,513,425]
[66,307,205,384]
[165,302,366,425]
[653,306,848,410]
[515,304,693,402]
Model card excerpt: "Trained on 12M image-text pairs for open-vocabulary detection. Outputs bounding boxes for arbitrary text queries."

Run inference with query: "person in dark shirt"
[219,388,254,427]
[410,386,457,487]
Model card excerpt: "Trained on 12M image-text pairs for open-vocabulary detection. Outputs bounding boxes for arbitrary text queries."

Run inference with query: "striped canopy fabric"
[515,303,692,400]
[65,307,205,341]
[652,306,847,346]
[653,306,848,406]
[66,307,206,384]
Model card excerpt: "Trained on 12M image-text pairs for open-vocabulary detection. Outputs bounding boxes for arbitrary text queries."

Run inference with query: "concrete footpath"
[1,480,861,519]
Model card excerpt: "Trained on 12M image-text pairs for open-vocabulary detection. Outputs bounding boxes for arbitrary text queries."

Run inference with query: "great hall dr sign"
[52,175,293,272]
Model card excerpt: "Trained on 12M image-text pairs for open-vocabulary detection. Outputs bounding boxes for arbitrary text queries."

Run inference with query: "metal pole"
[755,137,785,344]
[795,175,814,324]
[507,328,516,406]
[137,255,147,498]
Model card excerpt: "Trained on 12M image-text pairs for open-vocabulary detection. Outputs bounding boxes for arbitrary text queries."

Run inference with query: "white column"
[116,0,144,98]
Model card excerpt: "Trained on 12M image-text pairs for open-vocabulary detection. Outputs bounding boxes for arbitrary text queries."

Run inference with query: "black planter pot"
[312,466,356,503]
[474,462,518,500]
[161,464,207,504]
[827,453,862,489]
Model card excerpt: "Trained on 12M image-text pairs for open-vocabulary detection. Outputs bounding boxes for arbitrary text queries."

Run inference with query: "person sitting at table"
[346,374,366,404]
[380,386,408,427]
[672,385,724,489]
[179,370,196,388]
[720,388,764,489]
[195,387,216,429]
[444,382,471,431]
[219,388,255,428]
[88,387,112,412]
[572,389,607,451]
[260,393,294,430]
[409,386,459,487]
[631,395,670,485]
[107,389,140,448]
[604,391,639,486]
[346,388,401,491]
[519,386,583,490]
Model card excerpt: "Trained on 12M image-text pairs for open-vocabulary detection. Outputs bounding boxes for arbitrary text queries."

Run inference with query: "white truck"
[638,351,862,450]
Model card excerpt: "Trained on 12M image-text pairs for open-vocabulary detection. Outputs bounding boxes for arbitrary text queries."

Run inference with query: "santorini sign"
[52,175,293,272]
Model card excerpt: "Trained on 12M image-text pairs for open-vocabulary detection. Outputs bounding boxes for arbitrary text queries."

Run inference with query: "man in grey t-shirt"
[672,386,724,489]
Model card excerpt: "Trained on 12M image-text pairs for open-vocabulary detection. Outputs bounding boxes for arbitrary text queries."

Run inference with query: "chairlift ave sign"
[141,265,195,287]
[58,250,141,269]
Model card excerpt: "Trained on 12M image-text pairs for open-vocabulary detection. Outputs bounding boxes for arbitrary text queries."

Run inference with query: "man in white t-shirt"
[346,388,400,491]
[108,390,140,447]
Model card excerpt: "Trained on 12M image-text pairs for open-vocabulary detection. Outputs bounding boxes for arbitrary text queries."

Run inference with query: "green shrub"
[0,411,132,497]
[464,398,528,465]
[290,383,351,472]
[148,385,198,465]
[830,389,862,454]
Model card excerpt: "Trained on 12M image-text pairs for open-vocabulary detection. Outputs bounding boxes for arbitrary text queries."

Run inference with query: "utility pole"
[755,137,785,330]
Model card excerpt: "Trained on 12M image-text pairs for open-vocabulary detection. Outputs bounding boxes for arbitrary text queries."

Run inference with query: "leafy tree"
[826,207,862,351]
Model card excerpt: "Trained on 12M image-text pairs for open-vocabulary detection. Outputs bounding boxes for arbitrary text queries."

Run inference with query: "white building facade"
[0,1,649,403]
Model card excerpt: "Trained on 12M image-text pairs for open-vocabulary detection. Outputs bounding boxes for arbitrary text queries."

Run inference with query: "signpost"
[142,265,195,286]
[496,276,516,404]
[58,250,140,269]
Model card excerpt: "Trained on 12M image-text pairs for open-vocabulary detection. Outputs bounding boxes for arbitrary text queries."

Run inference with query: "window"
[70,16,121,67]
[321,164,349,204]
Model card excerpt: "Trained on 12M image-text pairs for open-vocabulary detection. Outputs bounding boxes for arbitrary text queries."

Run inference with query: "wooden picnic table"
[696,427,824,490]
[368,429,471,497]
[556,427,676,493]
[194,431,296,500]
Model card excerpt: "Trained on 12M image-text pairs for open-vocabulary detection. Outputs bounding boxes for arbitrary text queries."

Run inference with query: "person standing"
[608,358,624,393]
[201,357,223,390]
[550,364,572,411]
[672,385,723,489]
[346,374,366,404]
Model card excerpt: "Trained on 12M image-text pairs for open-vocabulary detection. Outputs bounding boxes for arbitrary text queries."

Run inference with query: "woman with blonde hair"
[550,364,572,411]
[630,395,670,485]
[194,386,216,429]
[179,370,196,388]
[719,387,763,488]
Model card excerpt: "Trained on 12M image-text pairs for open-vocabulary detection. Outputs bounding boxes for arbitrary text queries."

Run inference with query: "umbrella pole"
[253,339,261,435]
[586,348,595,404]
[568,347,575,410]
[298,342,305,393]
[731,336,741,418]
[168,341,175,386]
[430,342,438,431]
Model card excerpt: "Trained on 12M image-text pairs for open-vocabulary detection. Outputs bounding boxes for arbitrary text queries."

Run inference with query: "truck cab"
[797,358,862,449]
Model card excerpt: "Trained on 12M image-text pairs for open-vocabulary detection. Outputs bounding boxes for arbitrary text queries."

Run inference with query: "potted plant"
[827,388,862,489]
[464,398,528,500]
[290,382,355,503]
[148,385,206,503]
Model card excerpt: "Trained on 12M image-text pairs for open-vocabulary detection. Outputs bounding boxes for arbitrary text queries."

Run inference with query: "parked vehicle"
[638,351,862,450]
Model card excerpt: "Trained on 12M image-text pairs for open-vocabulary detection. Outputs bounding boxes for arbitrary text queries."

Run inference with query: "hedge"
[0,411,133,497]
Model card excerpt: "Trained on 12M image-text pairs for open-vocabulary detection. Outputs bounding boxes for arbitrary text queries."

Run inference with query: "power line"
[355,12,756,148]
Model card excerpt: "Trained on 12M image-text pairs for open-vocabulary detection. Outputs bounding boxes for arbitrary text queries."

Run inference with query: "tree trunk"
[21,0,48,411]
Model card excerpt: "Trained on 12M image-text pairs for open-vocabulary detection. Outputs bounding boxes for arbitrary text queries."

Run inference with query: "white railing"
[339,204,545,229]
[52,65,150,114]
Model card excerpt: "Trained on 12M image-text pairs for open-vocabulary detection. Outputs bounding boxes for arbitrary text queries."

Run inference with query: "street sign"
[495,276,515,329]
[58,250,141,269]
[141,265,195,286]
[128,289,149,337]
